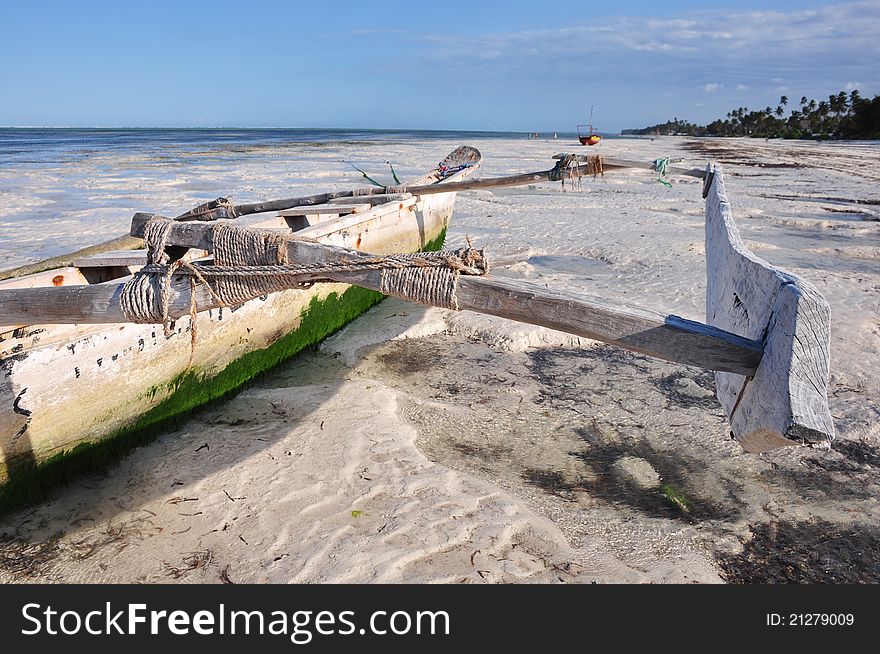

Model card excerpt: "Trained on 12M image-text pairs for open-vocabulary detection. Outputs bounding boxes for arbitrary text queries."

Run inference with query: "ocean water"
[0,128,536,165]
[0,128,533,269]
[0,127,617,269]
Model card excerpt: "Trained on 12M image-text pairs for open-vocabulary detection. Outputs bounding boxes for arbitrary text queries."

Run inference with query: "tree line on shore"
[623,90,880,139]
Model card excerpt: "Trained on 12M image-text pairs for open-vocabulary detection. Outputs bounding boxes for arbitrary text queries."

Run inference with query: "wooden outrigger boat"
[0,147,481,491]
[0,147,834,504]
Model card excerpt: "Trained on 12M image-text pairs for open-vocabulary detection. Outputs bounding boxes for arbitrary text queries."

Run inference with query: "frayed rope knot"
[120,218,489,364]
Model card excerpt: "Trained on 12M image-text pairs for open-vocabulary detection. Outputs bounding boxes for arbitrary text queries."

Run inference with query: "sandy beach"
[1,134,879,583]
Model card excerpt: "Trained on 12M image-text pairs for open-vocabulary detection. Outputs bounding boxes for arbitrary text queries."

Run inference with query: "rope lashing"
[653,158,673,188]
[584,155,603,178]
[549,154,577,182]
[550,154,579,191]
[120,218,489,355]
[549,154,603,191]
[386,161,401,184]
[346,162,384,187]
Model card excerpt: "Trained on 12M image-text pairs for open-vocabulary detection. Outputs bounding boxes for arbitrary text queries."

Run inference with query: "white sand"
[2,136,879,583]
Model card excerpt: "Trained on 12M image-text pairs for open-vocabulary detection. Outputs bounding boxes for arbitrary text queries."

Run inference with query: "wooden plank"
[277,203,371,217]
[0,266,89,290]
[552,153,707,178]
[0,234,143,282]
[328,193,411,205]
[294,196,419,241]
[704,164,834,452]
[71,250,148,268]
[72,247,210,268]
[1,218,763,375]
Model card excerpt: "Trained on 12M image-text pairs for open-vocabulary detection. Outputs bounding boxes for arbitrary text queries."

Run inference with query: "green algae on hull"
[0,285,384,513]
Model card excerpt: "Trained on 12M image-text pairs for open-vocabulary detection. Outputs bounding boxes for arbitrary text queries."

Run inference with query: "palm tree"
[850,89,862,106]
[817,101,830,133]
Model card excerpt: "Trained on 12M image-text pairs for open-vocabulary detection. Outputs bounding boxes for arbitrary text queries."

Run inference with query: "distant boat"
[577,106,602,146]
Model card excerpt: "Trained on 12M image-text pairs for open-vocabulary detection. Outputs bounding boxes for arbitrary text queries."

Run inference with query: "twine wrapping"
[120,219,489,363]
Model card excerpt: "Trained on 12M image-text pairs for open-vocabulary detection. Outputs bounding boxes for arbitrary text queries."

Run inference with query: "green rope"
[346,162,383,187]
[386,161,401,185]
[653,157,673,188]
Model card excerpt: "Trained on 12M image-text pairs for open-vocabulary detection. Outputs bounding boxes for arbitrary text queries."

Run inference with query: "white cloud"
[845,81,863,91]
[388,1,880,129]
[413,2,880,93]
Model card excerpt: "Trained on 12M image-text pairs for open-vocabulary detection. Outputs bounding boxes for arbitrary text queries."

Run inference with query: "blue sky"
[1,1,877,131]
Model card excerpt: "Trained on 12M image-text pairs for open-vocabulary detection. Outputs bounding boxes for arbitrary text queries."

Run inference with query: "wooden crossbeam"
[0,217,764,376]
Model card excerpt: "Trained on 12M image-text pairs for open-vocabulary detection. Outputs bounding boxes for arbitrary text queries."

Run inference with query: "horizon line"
[0,125,607,135]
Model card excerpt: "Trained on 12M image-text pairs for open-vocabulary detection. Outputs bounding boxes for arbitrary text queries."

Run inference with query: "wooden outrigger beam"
[162,152,608,222]
[552,153,707,179]
[213,153,703,223]
[0,214,762,376]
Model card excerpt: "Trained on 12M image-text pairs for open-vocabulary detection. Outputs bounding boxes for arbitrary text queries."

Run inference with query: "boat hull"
[0,190,458,486]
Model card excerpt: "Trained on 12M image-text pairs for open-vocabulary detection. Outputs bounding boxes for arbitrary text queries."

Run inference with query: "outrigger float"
[0,147,833,498]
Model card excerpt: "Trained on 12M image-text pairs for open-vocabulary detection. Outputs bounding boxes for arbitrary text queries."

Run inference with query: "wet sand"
[1,136,879,583]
